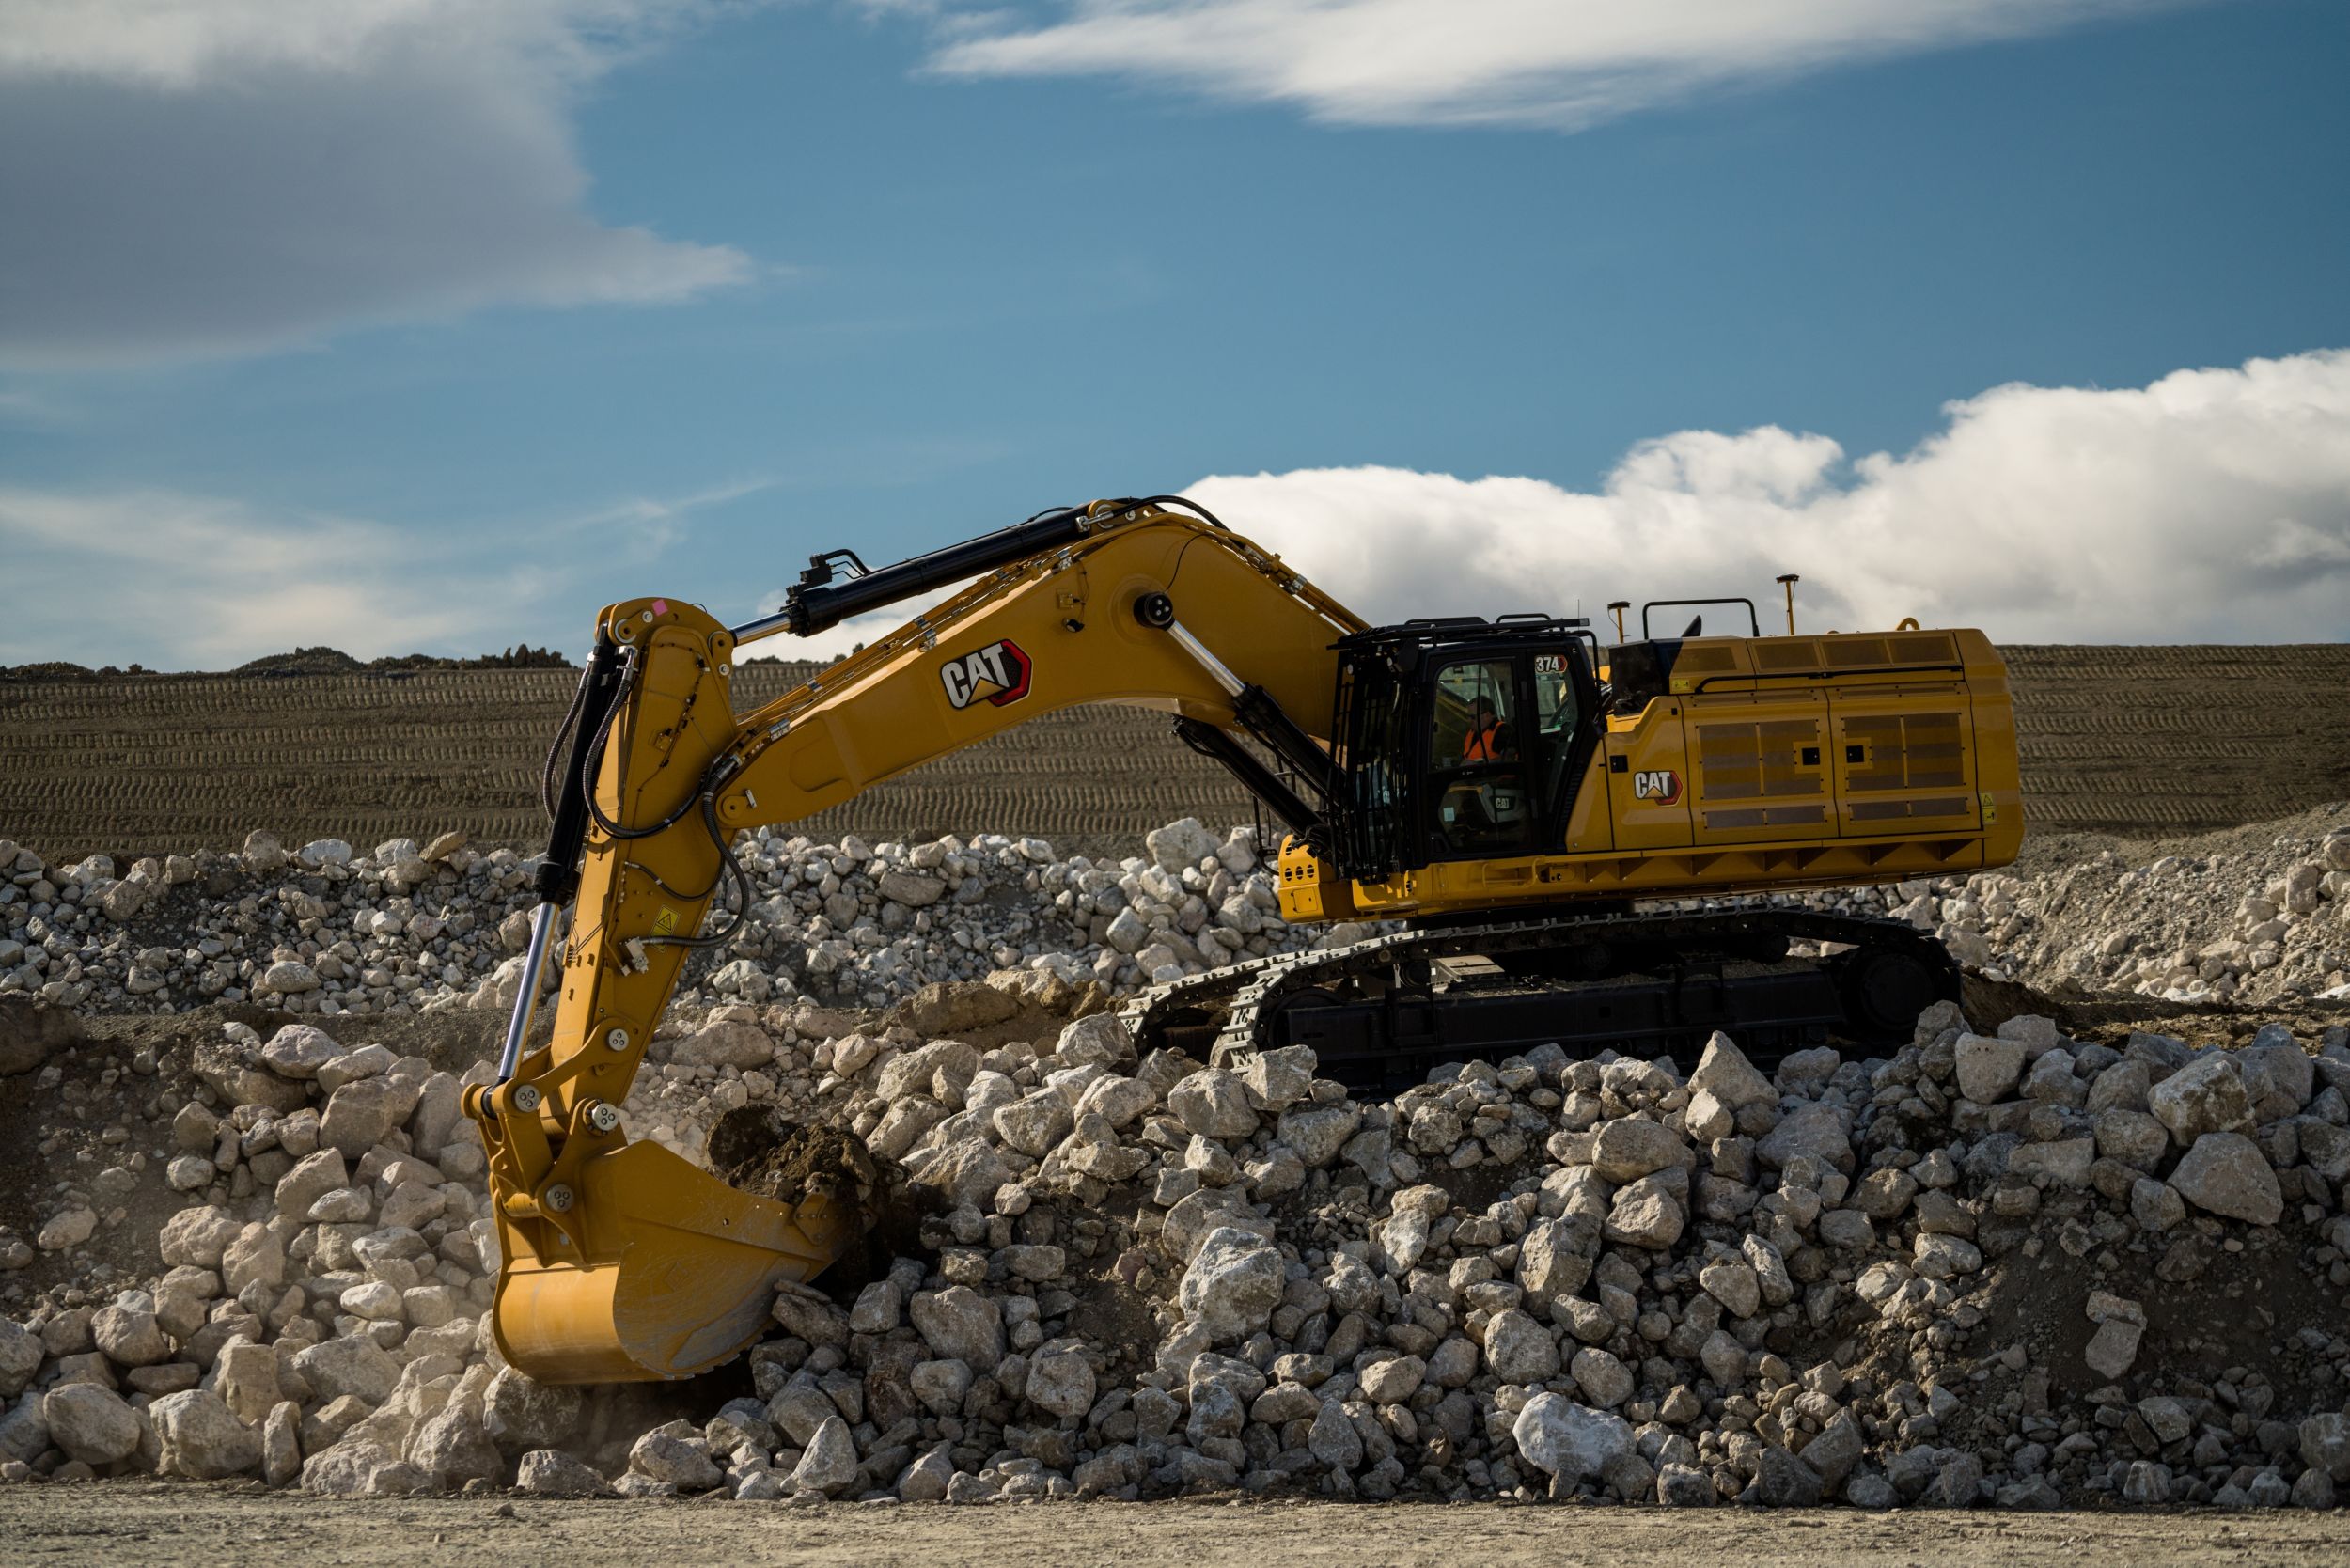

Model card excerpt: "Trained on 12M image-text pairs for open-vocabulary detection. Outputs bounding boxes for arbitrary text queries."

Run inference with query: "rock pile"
[5,970,2348,1509]
[8,809,2350,1031]
[0,818,1338,1021]
[1925,819,2350,1007]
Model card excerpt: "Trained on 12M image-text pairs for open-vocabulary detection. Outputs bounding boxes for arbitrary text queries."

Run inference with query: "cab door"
[1423,656,1539,861]
[1528,647,1611,854]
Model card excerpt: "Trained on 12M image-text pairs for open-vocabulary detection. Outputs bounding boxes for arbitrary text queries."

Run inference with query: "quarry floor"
[4,1488,2348,1568]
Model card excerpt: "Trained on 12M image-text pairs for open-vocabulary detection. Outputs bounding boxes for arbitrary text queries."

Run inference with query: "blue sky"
[2,0,2346,665]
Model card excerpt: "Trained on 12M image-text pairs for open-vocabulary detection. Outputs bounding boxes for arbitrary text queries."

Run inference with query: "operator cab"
[1330,617,1602,878]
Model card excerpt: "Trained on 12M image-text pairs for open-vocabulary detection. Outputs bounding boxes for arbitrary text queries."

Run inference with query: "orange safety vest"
[1464,716,1504,760]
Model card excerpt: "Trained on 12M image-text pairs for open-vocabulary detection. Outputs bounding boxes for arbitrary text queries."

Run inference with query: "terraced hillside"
[1,645,2344,862]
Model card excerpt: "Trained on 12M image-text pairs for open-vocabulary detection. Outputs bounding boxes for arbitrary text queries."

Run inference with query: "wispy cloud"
[0,475,766,666]
[0,0,760,369]
[0,489,489,666]
[923,0,2198,128]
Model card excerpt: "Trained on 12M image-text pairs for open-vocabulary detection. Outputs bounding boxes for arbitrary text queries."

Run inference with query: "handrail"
[1640,597,1760,638]
[1686,662,1966,695]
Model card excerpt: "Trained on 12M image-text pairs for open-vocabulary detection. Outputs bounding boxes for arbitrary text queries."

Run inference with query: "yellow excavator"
[464,495,2023,1386]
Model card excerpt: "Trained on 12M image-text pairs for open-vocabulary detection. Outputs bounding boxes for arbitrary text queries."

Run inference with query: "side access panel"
[1827,683,1978,837]
[1602,702,1695,849]
[1685,692,1836,845]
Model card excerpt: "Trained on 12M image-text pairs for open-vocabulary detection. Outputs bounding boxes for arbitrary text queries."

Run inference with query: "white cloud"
[0,0,754,368]
[926,0,2194,128]
[0,477,761,666]
[1182,349,2350,644]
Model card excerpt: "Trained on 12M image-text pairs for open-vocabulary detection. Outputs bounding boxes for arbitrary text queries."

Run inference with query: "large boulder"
[1146,818,1219,872]
[2148,1054,2254,1145]
[1277,1103,1360,1168]
[630,1430,721,1490]
[1482,1309,1559,1384]
[671,1019,774,1069]
[1178,1226,1285,1342]
[159,1205,243,1268]
[903,981,1021,1038]
[274,1149,350,1222]
[0,1393,49,1465]
[1517,1214,1601,1304]
[1512,1393,1634,1482]
[1590,1118,1689,1183]
[0,1319,43,1398]
[408,1388,501,1487]
[320,1075,423,1158]
[1026,1342,1097,1421]
[291,1336,401,1406]
[1954,1032,2028,1105]
[1688,1033,1775,1108]
[1168,1069,1259,1140]
[152,1388,261,1479]
[483,1366,584,1456]
[91,1305,172,1367]
[2167,1132,2282,1224]
[1604,1173,1686,1250]
[909,1286,1005,1372]
[193,1035,308,1114]
[874,1041,980,1103]
[1054,1011,1137,1071]
[44,1383,141,1464]
[259,1024,341,1080]
[790,1415,861,1495]
[516,1449,615,1497]
[1756,1102,1855,1173]
[994,1089,1074,1157]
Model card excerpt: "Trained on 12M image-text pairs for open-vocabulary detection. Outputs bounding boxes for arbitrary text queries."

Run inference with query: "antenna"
[1775,575,1800,635]
[1606,600,1630,642]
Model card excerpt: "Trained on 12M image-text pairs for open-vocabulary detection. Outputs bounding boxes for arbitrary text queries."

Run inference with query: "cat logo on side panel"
[1632,769,1682,805]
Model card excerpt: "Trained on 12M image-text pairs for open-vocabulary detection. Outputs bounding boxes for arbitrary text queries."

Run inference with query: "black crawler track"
[1120,907,1959,1092]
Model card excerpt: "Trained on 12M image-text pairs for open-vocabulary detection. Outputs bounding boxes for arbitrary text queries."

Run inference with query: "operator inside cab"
[1435,664,1528,854]
[1463,696,1517,761]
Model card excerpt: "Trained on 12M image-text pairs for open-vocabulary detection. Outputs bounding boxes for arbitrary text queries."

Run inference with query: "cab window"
[1532,651,1583,824]
[1430,659,1533,856]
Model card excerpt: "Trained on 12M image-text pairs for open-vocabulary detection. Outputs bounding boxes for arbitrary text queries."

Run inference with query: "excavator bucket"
[488,1137,867,1384]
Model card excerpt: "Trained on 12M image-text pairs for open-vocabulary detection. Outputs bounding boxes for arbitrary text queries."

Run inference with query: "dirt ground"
[3,1487,2346,1568]
[0,660,1254,866]
[6,646,2348,865]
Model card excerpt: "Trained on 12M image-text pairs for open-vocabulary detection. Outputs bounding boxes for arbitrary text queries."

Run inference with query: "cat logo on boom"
[939,638,1033,710]
[1633,768,1683,804]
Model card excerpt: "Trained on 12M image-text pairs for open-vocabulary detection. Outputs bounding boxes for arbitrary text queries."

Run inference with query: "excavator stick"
[460,609,879,1383]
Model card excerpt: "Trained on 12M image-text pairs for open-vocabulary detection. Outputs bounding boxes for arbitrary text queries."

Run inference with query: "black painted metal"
[535,637,623,906]
[781,507,1091,636]
[1127,906,1960,1092]
[1172,716,1324,841]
